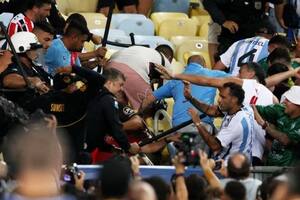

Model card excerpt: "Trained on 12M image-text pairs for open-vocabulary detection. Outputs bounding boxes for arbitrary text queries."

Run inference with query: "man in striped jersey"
[187,82,254,162]
[155,62,300,164]
[214,34,290,76]
[7,0,52,37]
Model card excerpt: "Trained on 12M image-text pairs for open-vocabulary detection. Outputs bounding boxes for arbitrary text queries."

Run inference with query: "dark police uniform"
[27,66,105,161]
[0,62,50,109]
[85,87,131,153]
[203,0,283,54]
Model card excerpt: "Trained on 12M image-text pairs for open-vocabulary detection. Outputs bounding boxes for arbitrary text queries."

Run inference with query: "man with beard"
[186,82,254,161]
[7,0,52,37]
[44,20,90,75]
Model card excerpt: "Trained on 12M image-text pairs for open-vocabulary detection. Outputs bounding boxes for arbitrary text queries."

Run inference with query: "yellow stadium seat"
[191,15,211,38]
[74,12,107,30]
[150,12,188,33]
[175,39,212,68]
[158,18,198,40]
[170,60,185,74]
[170,36,205,47]
[57,0,98,15]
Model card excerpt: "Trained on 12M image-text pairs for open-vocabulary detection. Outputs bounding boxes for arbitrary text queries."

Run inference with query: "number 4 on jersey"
[238,49,258,66]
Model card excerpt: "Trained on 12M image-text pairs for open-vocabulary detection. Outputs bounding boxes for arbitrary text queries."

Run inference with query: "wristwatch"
[195,122,201,127]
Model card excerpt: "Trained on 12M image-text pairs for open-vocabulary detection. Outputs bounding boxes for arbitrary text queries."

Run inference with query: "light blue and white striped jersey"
[220,36,269,76]
[215,106,254,162]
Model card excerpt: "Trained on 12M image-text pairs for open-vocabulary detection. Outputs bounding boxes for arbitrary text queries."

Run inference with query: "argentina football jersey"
[220,36,269,76]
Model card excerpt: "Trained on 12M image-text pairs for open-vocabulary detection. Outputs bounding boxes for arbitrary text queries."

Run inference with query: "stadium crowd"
[0,0,300,199]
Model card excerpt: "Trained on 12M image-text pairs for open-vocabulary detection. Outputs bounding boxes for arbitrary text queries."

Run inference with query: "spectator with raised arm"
[186,82,254,161]
[252,86,300,166]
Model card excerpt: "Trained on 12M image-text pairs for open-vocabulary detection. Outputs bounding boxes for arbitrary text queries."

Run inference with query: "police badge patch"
[123,106,135,117]
[254,1,262,10]
[114,100,119,109]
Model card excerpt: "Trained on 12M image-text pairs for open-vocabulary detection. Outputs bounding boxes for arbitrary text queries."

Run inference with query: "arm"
[103,97,131,152]
[174,73,242,88]
[265,68,300,88]
[3,74,49,93]
[252,105,294,146]
[155,64,242,87]
[199,150,222,188]
[183,81,223,117]
[190,97,223,117]
[78,47,107,62]
[275,3,287,29]
[189,108,222,152]
[265,123,293,146]
[123,115,145,131]
[213,60,227,71]
[139,93,156,114]
[172,155,188,200]
[203,0,227,25]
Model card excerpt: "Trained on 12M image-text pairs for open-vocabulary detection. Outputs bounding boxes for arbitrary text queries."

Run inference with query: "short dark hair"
[34,21,55,35]
[155,44,174,62]
[242,62,266,85]
[185,174,207,200]
[224,181,246,200]
[267,48,291,65]
[143,176,171,200]
[103,68,126,83]
[66,13,88,27]
[223,82,245,105]
[64,20,90,37]
[269,35,290,50]
[100,157,132,198]
[267,63,289,77]
[227,153,250,179]
[26,0,52,10]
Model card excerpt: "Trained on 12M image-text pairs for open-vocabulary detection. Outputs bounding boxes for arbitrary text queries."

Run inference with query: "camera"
[61,163,81,184]
[174,132,200,166]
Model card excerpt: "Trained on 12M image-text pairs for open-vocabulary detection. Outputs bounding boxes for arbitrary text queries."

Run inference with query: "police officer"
[203,0,283,55]
[27,65,105,162]
[85,68,140,160]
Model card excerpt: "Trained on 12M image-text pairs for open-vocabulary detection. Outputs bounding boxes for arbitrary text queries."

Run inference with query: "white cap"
[283,86,300,105]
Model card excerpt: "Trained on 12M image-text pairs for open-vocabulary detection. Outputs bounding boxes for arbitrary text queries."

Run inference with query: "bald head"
[129,181,157,200]
[227,153,250,179]
[187,55,206,67]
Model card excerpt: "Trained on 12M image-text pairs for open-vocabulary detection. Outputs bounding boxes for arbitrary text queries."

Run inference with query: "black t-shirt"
[0,63,46,109]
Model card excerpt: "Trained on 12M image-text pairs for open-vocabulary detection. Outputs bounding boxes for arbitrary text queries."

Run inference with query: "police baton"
[139,114,206,147]
[0,22,32,89]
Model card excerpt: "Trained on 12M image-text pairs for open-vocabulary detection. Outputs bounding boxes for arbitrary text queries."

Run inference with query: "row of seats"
[57,0,193,15]
[73,11,211,40]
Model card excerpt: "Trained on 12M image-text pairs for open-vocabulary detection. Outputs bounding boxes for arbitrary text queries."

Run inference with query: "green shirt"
[256,104,300,166]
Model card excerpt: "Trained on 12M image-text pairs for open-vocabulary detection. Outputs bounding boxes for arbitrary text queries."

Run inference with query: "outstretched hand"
[154,63,174,80]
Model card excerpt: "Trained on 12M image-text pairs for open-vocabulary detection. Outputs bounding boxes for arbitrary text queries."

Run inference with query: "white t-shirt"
[242,79,274,159]
[220,36,269,76]
[216,106,254,162]
[109,46,172,84]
